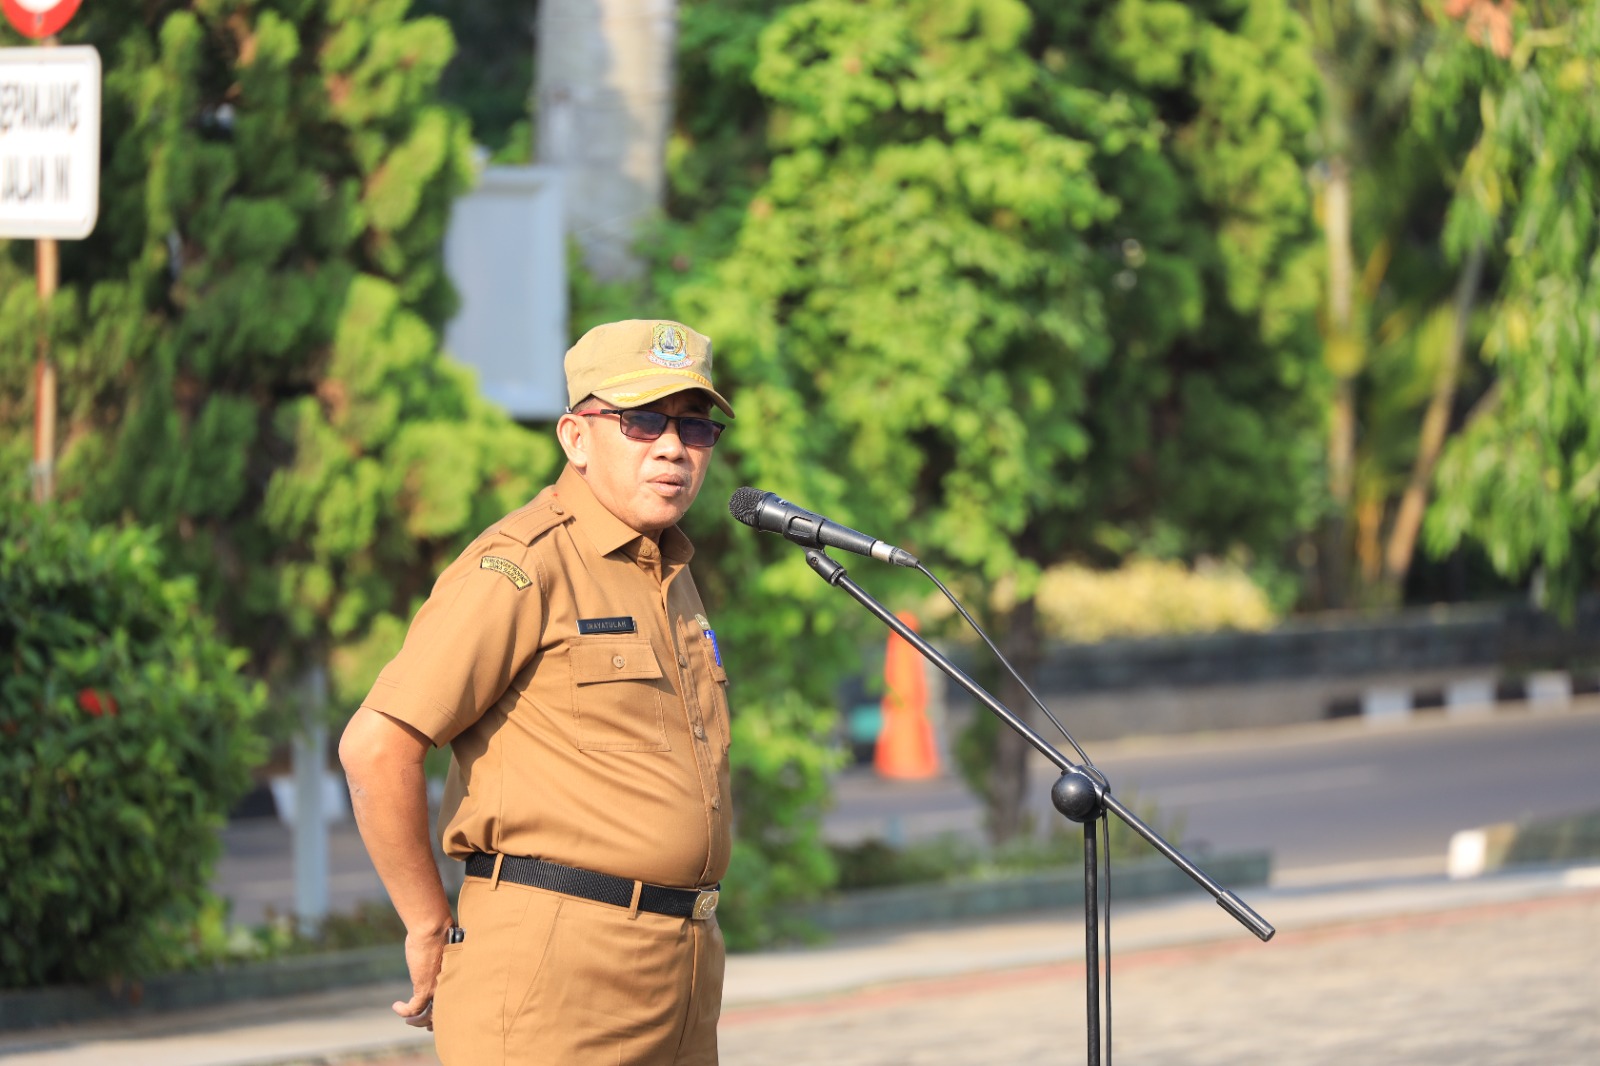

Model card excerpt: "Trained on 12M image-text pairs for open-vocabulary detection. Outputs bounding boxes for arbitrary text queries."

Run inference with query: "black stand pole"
[803,550,1274,1064]
[1084,816,1101,1063]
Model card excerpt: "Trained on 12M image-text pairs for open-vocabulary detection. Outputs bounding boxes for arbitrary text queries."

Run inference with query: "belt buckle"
[691,889,718,920]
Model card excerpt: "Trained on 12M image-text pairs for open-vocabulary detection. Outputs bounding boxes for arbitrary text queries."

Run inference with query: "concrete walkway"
[3,864,1596,1065]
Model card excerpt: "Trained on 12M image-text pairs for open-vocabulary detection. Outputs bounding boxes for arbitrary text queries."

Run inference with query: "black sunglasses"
[581,408,728,448]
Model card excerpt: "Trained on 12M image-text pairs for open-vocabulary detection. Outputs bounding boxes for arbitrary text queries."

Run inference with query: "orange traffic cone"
[874,612,940,780]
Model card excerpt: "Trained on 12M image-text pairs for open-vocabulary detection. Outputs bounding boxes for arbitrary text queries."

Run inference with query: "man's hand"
[394,925,450,1029]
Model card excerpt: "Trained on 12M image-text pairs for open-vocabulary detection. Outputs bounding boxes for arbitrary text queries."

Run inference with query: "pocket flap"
[572,638,664,683]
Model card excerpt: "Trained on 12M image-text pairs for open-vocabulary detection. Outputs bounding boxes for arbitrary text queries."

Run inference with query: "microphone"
[728,488,920,567]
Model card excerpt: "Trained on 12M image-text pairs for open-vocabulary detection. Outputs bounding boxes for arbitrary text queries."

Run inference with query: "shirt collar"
[554,464,696,564]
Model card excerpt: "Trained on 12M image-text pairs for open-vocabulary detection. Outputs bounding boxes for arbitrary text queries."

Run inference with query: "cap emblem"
[648,323,694,368]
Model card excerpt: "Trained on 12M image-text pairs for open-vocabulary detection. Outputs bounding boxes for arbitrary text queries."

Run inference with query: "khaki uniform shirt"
[362,465,732,890]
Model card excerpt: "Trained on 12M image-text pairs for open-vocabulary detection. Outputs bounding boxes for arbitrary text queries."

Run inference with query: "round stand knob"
[1051,769,1105,823]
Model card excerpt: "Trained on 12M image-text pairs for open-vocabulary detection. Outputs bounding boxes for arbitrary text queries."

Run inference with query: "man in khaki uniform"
[340,320,735,1065]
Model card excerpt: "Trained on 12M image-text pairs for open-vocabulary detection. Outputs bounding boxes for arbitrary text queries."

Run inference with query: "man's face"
[558,391,718,535]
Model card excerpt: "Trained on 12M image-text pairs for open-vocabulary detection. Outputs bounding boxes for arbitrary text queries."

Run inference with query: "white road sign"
[0,45,100,239]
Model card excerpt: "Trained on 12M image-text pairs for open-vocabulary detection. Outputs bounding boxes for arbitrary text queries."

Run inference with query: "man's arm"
[339,707,454,1026]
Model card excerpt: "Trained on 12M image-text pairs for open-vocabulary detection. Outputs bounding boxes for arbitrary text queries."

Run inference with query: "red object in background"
[874,612,940,780]
[2,0,83,40]
[77,688,117,717]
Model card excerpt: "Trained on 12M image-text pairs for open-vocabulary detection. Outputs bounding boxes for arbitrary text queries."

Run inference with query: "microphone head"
[729,487,764,527]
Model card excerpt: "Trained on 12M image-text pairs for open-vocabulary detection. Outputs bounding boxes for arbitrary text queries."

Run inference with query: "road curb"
[1337,673,1600,724]
[1447,807,1600,878]
[0,946,406,1033]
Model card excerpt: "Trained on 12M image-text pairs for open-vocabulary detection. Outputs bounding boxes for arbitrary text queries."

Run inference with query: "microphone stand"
[803,550,1274,1066]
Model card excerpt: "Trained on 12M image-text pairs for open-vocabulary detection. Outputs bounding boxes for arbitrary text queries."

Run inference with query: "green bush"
[1033,559,1278,643]
[830,797,1180,893]
[0,510,265,989]
[932,558,1279,646]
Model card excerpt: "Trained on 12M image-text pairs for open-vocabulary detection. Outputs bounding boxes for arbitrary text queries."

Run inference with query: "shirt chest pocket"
[699,639,731,754]
[569,638,670,752]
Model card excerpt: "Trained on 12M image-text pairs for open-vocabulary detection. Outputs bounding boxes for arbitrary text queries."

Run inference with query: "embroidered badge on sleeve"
[480,556,532,590]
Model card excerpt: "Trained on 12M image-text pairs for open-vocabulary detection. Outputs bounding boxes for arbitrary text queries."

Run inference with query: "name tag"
[578,616,636,635]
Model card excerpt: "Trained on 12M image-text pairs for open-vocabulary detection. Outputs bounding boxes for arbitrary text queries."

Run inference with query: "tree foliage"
[659,0,1325,846]
[0,2,558,713]
[406,0,538,161]
[1289,1,1523,608]
[1425,1,1600,611]
[1,0,1470,953]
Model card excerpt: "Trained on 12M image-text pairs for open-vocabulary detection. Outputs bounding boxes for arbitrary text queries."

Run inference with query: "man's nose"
[651,423,689,457]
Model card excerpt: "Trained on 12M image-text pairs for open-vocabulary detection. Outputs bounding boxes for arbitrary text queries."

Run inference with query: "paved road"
[825,703,1600,882]
[216,818,394,926]
[1076,705,1600,880]
[214,704,1600,923]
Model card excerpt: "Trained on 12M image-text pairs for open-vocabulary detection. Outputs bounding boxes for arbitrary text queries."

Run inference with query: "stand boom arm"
[804,549,1275,942]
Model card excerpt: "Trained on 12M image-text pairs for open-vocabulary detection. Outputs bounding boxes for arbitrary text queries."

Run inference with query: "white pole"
[292,663,330,936]
[537,0,676,282]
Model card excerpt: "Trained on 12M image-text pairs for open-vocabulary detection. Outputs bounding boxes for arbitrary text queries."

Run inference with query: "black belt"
[464,853,719,920]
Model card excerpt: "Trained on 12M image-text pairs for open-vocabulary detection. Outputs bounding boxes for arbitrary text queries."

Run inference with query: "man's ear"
[556,412,589,471]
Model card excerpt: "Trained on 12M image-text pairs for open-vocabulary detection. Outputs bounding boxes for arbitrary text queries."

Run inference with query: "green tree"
[660,0,1325,844]
[1425,1,1600,611]
[1293,1,1503,609]
[407,0,539,162]
[0,3,558,716]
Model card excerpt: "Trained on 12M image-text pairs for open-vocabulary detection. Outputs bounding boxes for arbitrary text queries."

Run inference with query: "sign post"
[2,0,96,503]
[33,224,56,501]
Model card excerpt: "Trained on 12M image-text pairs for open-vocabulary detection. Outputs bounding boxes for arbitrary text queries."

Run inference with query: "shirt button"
[552,503,564,515]
[612,655,627,669]
[712,798,721,810]
[678,654,688,668]
[693,724,706,740]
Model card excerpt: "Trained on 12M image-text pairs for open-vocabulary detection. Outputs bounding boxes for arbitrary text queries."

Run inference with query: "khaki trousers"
[433,876,724,1065]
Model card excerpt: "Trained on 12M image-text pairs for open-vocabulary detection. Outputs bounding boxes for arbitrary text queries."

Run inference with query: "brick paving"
[715,891,1600,1066]
[338,887,1599,1066]
[6,876,1594,1066]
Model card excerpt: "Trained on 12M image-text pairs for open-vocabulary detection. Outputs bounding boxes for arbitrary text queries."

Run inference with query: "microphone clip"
[804,548,847,585]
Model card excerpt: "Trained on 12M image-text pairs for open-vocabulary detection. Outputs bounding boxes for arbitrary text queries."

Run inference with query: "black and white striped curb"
[1331,670,1600,724]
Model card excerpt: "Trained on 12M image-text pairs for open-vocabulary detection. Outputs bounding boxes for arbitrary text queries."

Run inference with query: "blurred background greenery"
[1,0,1596,980]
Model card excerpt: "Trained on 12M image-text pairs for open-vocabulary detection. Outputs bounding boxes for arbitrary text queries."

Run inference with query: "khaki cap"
[564,319,735,418]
